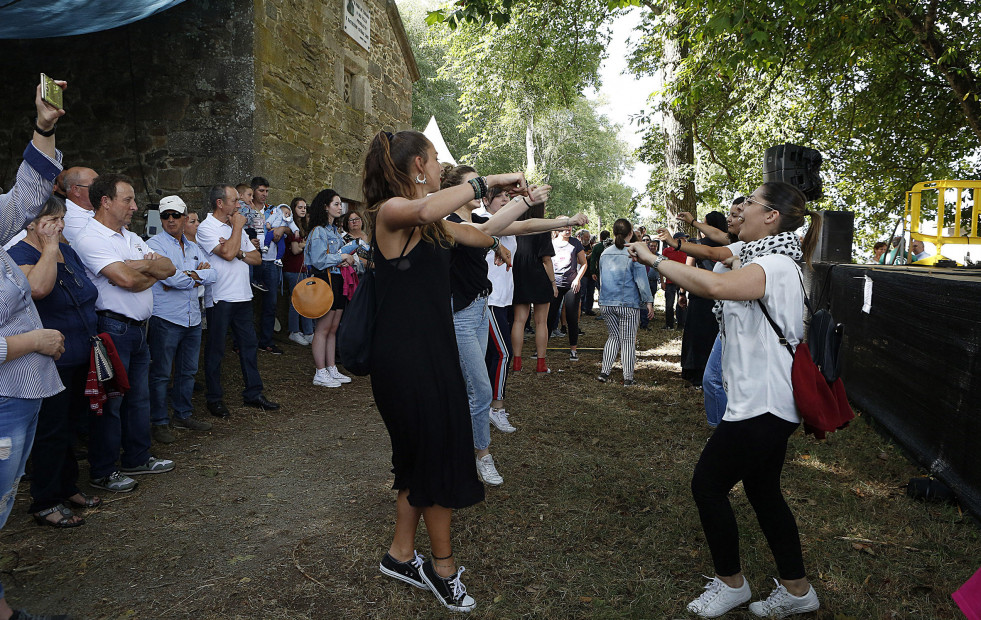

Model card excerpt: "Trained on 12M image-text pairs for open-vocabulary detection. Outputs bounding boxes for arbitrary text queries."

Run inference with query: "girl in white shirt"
[632,182,822,619]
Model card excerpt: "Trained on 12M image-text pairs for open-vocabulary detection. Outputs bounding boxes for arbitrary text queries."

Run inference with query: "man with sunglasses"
[146,196,217,444]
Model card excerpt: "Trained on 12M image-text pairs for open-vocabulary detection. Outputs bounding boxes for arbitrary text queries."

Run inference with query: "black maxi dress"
[680,239,723,385]
[369,236,485,509]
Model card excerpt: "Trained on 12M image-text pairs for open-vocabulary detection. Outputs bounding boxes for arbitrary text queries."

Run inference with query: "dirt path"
[4,317,975,619]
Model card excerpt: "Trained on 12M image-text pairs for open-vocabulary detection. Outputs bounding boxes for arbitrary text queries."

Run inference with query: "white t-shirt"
[73,218,155,320]
[720,253,803,424]
[712,241,744,274]
[485,234,517,307]
[63,199,95,244]
[196,214,254,304]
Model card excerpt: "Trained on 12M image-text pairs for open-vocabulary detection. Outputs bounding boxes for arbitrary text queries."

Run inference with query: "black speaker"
[763,144,824,201]
[813,210,854,264]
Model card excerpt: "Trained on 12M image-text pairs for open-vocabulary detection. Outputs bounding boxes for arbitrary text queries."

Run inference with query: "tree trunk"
[525,114,537,178]
[662,8,697,231]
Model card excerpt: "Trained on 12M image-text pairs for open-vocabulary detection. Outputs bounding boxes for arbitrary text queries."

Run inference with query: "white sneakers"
[489,408,516,433]
[749,579,820,618]
[289,332,310,346]
[475,454,503,486]
[313,368,340,388]
[312,367,352,387]
[687,576,751,618]
[327,366,351,383]
[688,576,820,618]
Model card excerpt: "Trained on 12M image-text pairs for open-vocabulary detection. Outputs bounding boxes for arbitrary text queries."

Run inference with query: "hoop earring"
[415,174,427,184]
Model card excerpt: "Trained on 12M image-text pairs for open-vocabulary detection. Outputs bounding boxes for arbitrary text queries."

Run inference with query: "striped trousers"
[601,305,641,380]
[484,305,512,401]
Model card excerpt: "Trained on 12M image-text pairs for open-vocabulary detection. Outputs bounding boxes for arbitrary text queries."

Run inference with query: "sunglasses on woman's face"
[160,212,185,220]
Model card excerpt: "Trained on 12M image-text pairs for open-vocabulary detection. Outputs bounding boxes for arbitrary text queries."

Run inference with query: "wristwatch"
[652,255,667,271]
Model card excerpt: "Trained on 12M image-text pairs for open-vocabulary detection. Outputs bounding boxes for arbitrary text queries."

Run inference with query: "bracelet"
[676,238,683,250]
[467,178,483,200]
[488,236,500,251]
[522,197,533,208]
[652,255,666,271]
[33,118,56,137]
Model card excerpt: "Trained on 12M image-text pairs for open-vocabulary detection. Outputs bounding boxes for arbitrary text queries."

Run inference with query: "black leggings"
[546,286,580,346]
[691,413,805,580]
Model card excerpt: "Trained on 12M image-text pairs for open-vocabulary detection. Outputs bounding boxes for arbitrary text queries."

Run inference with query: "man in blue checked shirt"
[146,196,217,443]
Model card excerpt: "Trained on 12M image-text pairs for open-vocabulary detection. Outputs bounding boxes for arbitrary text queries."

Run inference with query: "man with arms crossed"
[197,184,280,417]
[73,174,177,492]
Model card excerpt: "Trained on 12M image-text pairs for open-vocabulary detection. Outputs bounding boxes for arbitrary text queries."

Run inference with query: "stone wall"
[0,0,417,230]
[0,0,257,228]
[254,0,417,205]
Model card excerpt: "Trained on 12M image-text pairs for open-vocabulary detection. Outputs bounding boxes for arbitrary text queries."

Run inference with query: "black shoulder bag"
[61,261,115,382]
[336,229,414,376]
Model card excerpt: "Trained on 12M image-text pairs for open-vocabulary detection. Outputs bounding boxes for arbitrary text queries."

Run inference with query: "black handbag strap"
[756,269,812,359]
[58,261,98,340]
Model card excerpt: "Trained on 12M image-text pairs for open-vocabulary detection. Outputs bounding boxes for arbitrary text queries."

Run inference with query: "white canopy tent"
[423,116,457,165]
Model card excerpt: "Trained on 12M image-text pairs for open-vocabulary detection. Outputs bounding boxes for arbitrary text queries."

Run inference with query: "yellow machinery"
[904,180,981,265]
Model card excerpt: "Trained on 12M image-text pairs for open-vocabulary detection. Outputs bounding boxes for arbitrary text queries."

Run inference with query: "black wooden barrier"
[806,263,981,518]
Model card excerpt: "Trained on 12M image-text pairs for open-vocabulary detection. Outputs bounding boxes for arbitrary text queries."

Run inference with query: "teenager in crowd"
[304,189,356,388]
[547,226,587,361]
[632,182,822,618]
[596,218,654,385]
[363,129,526,612]
[284,197,314,346]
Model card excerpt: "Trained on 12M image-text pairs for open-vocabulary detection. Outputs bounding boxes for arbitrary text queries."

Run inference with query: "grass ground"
[3,309,978,619]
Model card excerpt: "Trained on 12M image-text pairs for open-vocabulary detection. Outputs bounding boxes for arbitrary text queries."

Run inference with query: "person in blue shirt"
[146,196,217,443]
[596,218,654,385]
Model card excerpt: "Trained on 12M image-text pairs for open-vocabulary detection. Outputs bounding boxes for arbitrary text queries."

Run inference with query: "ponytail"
[612,218,632,250]
[800,209,822,268]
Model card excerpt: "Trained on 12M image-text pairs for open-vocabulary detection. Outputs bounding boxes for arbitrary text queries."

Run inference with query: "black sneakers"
[379,551,427,589]
[420,559,475,612]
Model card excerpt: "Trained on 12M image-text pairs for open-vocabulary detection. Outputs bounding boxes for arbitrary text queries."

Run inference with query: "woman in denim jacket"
[305,189,357,388]
[597,218,654,385]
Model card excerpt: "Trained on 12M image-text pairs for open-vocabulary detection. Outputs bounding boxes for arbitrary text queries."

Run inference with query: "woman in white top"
[632,182,822,619]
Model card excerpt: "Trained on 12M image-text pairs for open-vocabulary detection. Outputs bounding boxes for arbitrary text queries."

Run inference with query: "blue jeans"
[453,296,491,452]
[205,300,264,403]
[148,317,202,424]
[703,335,726,426]
[284,271,314,335]
[258,260,282,348]
[90,316,151,479]
[0,396,40,599]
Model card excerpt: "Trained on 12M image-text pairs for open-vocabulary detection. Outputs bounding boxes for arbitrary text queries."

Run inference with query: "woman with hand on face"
[304,189,356,387]
[284,197,315,346]
[9,197,101,527]
[633,183,821,619]
[363,131,527,613]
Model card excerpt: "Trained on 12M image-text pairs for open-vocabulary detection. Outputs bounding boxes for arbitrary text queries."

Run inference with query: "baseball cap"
[672,231,689,239]
[159,195,187,214]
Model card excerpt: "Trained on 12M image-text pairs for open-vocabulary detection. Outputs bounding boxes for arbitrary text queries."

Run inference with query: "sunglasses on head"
[160,211,185,220]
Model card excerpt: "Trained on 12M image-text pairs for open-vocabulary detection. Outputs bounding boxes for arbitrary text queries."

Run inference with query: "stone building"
[0,0,419,229]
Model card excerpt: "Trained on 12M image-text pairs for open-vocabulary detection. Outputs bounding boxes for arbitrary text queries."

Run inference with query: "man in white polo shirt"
[73,173,178,493]
[197,184,280,417]
[62,166,98,243]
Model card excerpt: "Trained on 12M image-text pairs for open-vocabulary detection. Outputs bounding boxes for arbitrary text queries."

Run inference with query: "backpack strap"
[756,299,796,358]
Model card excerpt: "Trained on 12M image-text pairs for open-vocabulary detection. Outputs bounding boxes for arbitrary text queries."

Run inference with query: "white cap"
[159,195,187,214]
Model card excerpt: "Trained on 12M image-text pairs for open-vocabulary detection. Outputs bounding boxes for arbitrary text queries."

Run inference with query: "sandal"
[33,504,84,528]
[67,491,102,509]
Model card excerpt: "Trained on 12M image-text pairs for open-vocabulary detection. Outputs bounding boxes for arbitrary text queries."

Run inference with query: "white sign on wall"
[343,0,370,51]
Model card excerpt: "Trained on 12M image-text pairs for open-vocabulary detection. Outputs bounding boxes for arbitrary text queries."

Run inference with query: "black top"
[512,230,556,304]
[446,212,492,312]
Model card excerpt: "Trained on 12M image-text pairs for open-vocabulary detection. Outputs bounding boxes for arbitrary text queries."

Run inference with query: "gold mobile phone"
[40,73,63,110]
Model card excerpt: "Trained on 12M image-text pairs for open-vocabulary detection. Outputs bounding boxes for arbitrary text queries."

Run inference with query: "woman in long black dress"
[363,130,525,613]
